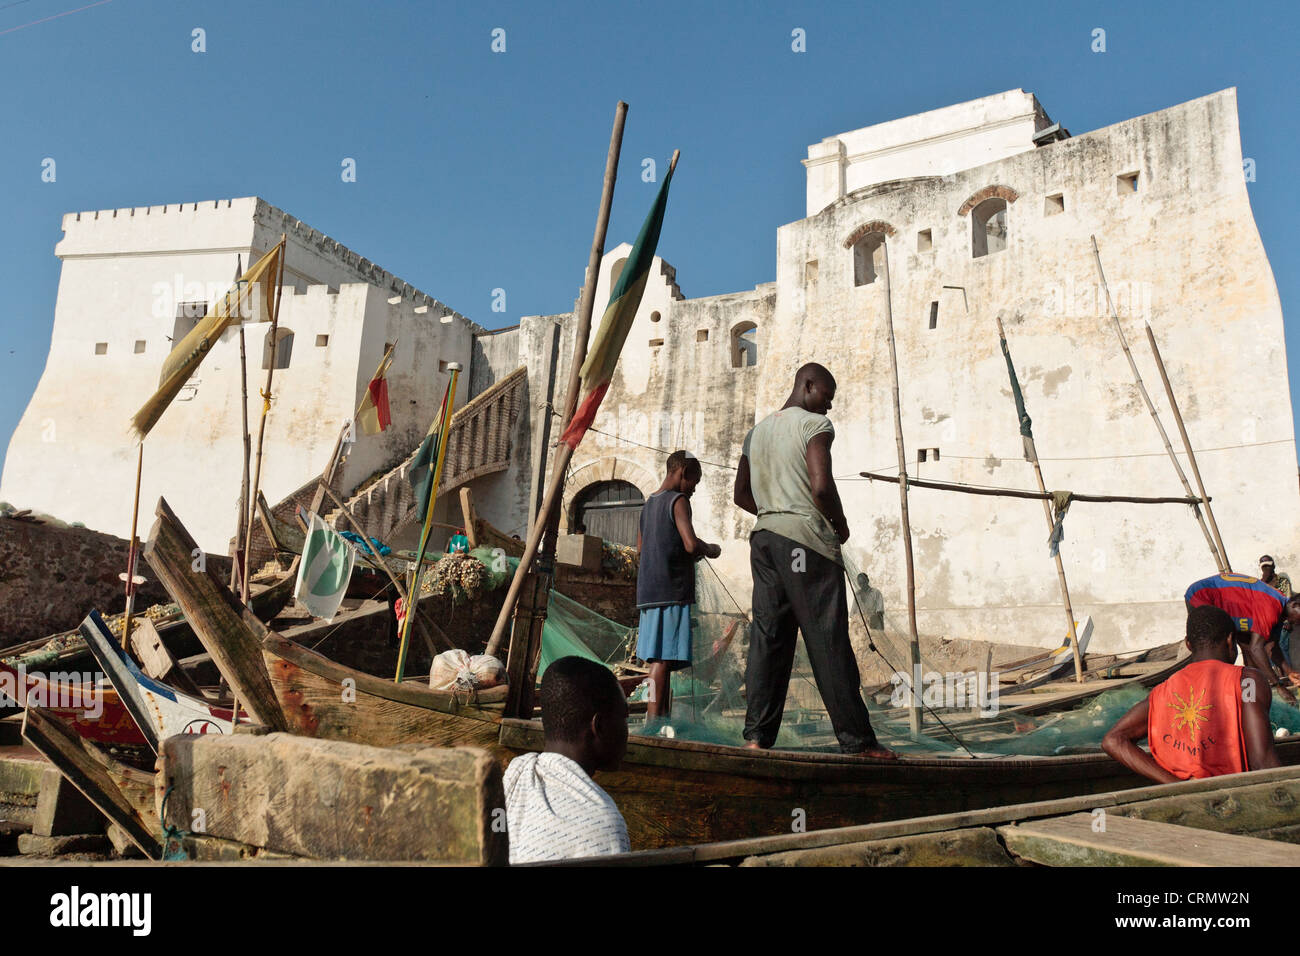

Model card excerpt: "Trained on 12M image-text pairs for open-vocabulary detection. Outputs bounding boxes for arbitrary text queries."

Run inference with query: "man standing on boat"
[733,363,895,759]
[1102,606,1280,782]
[1184,571,1300,699]
[635,450,721,725]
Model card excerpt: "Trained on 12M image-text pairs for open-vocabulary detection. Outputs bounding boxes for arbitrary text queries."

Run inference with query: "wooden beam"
[858,471,1206,506]
[143,497,287,731]
[129,617,204,699]
[998,812,1300,866]
[21,707,161,860]
[460,487,478,549]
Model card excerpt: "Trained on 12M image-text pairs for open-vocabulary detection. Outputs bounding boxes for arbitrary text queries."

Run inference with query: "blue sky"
[1,0,1297,477]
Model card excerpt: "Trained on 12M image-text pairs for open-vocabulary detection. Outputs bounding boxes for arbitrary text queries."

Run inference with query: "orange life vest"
[1147,659,1248,780]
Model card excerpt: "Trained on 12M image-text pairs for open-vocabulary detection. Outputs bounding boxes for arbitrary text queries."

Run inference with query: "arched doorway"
[571,480,644,547]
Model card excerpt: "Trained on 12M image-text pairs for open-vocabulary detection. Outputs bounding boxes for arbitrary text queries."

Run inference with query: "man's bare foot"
[742,740,764,750]
[852,745,899,761]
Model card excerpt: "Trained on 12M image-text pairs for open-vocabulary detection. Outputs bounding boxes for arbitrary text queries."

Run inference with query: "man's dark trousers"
[744,529,878,752]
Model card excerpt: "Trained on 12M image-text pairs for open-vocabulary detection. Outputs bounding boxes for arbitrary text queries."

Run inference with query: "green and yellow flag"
[407,377,453,524]
[560,159,676,449]
[129,239,285,441]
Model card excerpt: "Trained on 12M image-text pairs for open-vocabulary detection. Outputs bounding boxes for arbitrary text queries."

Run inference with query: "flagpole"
[483,101,630,663]
[394,363,462,682]
[241,235,288,601]
[119,443,145,650]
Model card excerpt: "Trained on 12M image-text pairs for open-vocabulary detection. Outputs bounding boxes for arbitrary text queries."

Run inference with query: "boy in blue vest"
[636,450,721,721]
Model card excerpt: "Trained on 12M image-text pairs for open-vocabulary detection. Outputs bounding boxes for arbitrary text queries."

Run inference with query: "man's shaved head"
[795,363,835,392]
[788,363,837,415]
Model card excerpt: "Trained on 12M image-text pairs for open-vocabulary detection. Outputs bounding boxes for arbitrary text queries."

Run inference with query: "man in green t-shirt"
[734,363,894,759]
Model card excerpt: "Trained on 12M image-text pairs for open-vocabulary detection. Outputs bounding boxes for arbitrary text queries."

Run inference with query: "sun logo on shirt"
[1168,686,1212,739]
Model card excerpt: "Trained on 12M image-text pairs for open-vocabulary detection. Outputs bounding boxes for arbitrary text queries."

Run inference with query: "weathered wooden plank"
[158,733,508,864]
[999,812,1300,866]
[738,827,1015,867]
[20,707,160,859]
[1113,778,1300,836]
[129,617,204,699]
[143,497,286,731]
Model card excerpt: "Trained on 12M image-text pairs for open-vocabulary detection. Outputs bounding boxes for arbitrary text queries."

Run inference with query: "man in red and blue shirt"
[1185,572,1300,698]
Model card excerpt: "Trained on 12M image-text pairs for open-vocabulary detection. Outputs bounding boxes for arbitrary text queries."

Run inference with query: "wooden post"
[528,320,563,536]
[460,487,479,548]
[241,236,288,600]
[878,241,923,736]
[1145,323,1231,571]
[996,316,1084,683]
[1091,236,1226,572]
[233,253,252,594]
[119,444,145,650]
[484,101,630,665]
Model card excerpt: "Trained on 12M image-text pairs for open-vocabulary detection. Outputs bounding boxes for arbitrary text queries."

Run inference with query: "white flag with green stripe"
[294,513,356,621]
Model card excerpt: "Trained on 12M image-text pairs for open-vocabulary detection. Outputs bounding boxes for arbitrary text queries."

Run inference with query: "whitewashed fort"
[3,88,1294,661]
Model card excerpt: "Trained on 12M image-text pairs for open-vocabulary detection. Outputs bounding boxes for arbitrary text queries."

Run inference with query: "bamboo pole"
[119,444,145,650]
[233,254,252,594]
[857,471,1209,506]
[1091,235,1226,572]
[394,364,462,682]
[1145,323,1231,571]
[878,241,923,735]
[241,236,288,601]
[484,101,630,662]
[996,316,1084,683]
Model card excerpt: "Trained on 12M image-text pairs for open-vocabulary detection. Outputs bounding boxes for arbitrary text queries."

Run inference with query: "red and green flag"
[560,161,676,449]
[357,348,394,435]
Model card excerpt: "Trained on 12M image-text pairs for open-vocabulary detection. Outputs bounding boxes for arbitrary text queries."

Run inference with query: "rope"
[840,551,978,758]
[159,785,190,861]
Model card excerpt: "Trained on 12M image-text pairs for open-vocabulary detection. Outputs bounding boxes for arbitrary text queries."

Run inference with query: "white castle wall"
[1,198,478,552]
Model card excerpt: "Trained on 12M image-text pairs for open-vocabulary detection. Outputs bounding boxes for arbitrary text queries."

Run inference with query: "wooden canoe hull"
[261,634,503,752]
[498,720,1300,849]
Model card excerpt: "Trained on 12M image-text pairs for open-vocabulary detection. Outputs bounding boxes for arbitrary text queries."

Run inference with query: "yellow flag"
[129,240,284,441]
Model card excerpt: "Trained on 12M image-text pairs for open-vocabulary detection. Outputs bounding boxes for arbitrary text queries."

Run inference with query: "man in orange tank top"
[1102,606,1280,783]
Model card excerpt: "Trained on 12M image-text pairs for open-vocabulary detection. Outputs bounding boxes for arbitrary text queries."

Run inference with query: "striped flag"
[560,162,676,449]
[357,347,395,435]
[407,377,452,524]
[130,240,284,441]
[294,512,356,621]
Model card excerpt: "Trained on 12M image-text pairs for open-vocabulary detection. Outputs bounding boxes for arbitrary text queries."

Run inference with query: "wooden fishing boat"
[148,498,1268,850]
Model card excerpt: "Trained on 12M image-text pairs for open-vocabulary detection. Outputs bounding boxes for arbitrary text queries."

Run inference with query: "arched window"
[972,198,1008,258]
[731,321,758,368]
[263,328,294,370]
[571,480,644,547]
[609,257,629,291]
[852,233,886,286]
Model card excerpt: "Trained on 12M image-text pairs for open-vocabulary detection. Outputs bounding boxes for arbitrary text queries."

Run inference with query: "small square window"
[315,334,329,347]
[438,359,449,373]
[805,260,819,282]
[1117,172,1139,195]
[1044,193,1065,216]
[94,342,108,355]
[134,340,146,354]
[917,229,933,252]
[649,338,664,348]
[696,329,709,343]
[917,447,940,464]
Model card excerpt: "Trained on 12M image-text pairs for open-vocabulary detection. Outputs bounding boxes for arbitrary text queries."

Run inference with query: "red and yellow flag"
[357,348,395,435]
[560,161,676,449]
